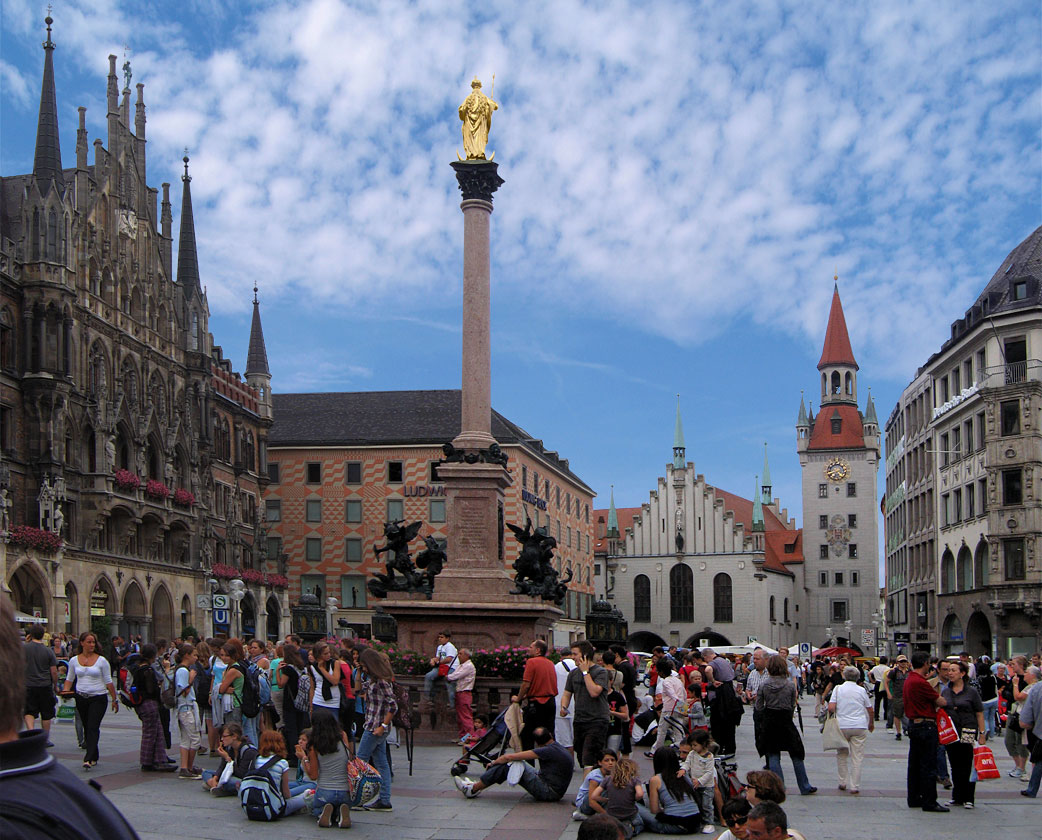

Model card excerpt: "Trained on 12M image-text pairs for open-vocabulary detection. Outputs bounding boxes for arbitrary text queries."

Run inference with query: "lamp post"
[825,626,833,647]
[844,619,853,650]
[229,578,246,638]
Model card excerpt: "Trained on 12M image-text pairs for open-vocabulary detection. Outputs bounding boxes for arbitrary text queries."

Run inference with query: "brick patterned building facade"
[266,390,595,643]
[0,18,276,641]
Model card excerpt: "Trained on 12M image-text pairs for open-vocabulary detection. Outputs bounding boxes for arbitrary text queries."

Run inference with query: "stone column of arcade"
[382,122,562,664]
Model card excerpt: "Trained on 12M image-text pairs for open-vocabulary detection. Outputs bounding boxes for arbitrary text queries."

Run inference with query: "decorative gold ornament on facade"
[458,75,497,161]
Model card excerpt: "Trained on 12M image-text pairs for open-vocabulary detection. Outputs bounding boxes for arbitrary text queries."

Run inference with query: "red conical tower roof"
[817,284,858,370]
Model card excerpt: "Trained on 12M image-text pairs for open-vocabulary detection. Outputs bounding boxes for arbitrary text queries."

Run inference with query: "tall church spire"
[607,485,619,539]
[176,153,201,298]
[752,475,764,532]
[246,284,270,377]
[673,395,685,470]
[33,15,65,195]
[817,283,858,370]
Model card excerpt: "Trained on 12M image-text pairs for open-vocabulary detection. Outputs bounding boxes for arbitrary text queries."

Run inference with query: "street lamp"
[229,578,246,638]
[844,619,853,650]
[825,626,833,646]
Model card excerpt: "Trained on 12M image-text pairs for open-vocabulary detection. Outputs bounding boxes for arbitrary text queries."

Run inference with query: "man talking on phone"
[559,640,609,774]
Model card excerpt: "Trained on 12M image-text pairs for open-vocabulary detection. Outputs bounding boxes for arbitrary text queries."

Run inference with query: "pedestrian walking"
[172,644,203,779]
[868,656,889,722]
[827,665,873,794]
[754,655,816,796]
[62,631,119,770]
[448,647,477,741]
[513,639,558,750]
[22,623,59,745]
[1018,666,1042,798]
[701,649,742,757]
[561,640,611,774]
[940,660,985,808]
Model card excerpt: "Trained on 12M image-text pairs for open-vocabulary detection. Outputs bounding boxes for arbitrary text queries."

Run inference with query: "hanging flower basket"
[113,469,140,491]
[172,488,195,508]
[9,525,63,554]
[144,479,170,501]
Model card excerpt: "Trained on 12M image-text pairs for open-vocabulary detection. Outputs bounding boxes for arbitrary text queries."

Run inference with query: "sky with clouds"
[2,0,1040,575]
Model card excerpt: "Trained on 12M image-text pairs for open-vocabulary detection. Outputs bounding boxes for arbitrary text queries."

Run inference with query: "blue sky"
[2,0,1040,577]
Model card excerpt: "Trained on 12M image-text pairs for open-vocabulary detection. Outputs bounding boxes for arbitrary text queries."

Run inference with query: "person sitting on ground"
[716,797,752,840]
[203,723,257,796]
[638,746,703,835]
[297,711,353,828]
[574,749,618,820]
[743,770,786,805]
[743,801,806,840]
[0,594,140,840]
[454,726,572,801]
[679,729,717,833]
[589,757,645,838]
[580,813,628,840]
[240,730,310,821]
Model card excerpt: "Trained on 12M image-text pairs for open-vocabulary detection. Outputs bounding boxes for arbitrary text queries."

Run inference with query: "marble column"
[449,161,503,452]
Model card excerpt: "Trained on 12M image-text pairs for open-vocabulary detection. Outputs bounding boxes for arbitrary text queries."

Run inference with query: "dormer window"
[1013,280,1027,301]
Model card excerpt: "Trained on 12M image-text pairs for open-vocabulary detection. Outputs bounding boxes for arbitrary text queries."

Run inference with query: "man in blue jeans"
[422,631,458,706]
[454,727,571,801]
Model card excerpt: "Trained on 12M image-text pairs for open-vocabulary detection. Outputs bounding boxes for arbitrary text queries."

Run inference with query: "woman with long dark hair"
[61,631,118,770]
[754,655,816,796]
[135,644,174,771]
[941,660,985,808]
[309,642,342,721]
[276,643,310,766]
[638,747,702,834]
[297,710,353,827]
[355,647,396,811]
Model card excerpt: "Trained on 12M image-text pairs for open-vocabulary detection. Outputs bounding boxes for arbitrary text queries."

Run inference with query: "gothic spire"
[673,395,685,470]
[761,443,772,503]
[176,153,201,298]
[797,391,809,426]
[32,15,65,195]
[246,284,271,376]
[752,475,764,532]
[607,484,619,539]
[864,388,878,425]
[817,283,858,370]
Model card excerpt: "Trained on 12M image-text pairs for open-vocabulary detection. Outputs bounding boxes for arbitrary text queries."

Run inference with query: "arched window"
[190,311,199,351]
[974,540,988,588]
[60,213,67,263]
[31,209,40,260]
[784,597,790,623]
[956,545,972,592]
[831,371,841,395]
[769,595,776,622]
[633,575,651,623]
[670,563,693,623]
[844,372,853,395]
[940,549,955,594]
[713,573,733,623]
[47,209,57,259]
[821,372,827,396]
[87,342,107,400]
[0,308,13,371]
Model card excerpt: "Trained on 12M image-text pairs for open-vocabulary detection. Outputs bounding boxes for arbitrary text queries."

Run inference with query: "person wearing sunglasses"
[716,797,752,840]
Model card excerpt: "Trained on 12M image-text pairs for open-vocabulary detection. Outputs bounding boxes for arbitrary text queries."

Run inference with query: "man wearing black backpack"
[0,594,141,840]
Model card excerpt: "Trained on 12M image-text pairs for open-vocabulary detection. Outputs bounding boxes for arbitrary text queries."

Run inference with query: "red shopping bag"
[936,709,958,745]
[972,745,1000,780]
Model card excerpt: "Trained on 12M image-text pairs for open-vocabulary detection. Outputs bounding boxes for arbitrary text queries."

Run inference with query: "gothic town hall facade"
[0,19,282,642]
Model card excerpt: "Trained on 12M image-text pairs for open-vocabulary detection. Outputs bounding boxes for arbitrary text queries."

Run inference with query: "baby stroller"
[450,707,513,777]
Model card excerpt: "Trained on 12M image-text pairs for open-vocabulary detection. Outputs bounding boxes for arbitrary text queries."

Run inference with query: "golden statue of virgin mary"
[458,76,497,161]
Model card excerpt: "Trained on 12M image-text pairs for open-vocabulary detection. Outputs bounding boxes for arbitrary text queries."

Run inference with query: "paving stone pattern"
[43,696,1039,839]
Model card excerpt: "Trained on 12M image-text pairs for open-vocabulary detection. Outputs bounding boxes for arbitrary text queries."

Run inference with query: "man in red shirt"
[513,639,558,751]
[902,650,950,812]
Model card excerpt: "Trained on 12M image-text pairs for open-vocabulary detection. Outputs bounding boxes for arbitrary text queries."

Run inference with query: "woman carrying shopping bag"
[827,666,873,794]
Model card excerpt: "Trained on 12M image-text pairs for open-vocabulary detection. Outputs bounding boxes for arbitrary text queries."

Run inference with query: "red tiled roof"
[807,404,865,450]
[817,286,858,370]
[593,507,641,552]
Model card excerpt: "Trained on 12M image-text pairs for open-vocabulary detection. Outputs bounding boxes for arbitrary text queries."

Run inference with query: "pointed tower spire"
[673,395,685,470]
[818,283,858,370]
[607,484,619,539]
[761,443,772,504]
[33,14,65,195]
[177,153,201,298]
[752,475,764,532]
[864,388,878,425]
[797,391,808,426]
[246,284,270,377]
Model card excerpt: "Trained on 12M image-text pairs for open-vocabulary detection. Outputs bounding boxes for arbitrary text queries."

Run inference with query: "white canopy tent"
[706,642,778,656]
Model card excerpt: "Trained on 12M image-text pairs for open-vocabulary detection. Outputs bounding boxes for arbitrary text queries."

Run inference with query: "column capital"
[451,160,504,204]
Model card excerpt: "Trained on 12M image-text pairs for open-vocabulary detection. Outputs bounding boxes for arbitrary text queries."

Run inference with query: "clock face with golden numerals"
[824,458,850,482]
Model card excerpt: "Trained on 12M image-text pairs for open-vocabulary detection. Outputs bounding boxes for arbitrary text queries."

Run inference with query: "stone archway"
[122,580,147,641]
[941,613,964,657]
[684,630,733,649]
[965,611,992,658]
[266,595,281,641]
[8,561,51,624]
[64,581,78,634]
[151,585,174,643]
[627,630,667,651]
[240,593,257,640]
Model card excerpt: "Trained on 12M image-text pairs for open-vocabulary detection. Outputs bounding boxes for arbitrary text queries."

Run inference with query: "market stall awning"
[14,610,47,624]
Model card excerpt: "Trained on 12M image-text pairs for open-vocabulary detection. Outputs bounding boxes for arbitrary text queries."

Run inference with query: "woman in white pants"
[828,665,874,794]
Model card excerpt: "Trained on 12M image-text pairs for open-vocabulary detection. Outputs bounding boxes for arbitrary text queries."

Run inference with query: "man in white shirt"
[422,630,458,705]
[554,648,577,756]
[868,656,890,722]
[446,648,476,741]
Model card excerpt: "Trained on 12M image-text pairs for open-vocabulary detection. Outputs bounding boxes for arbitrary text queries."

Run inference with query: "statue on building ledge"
[507,518,572,606]
[368,520,446,600]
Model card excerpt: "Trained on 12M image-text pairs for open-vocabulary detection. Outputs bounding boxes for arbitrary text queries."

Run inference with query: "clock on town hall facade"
[797,285,881,648]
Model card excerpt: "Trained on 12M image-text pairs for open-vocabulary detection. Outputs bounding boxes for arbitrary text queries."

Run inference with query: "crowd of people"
[14,612,1042,836]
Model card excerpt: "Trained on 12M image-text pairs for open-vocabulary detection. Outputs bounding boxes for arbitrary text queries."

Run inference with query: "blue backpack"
[239,755,285,821]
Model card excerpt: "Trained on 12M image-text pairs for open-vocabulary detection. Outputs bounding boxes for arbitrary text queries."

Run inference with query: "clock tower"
[798,284,880,650]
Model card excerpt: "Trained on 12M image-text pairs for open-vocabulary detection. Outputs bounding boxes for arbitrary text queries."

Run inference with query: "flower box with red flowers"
[172,488,195,508]
[211,562,239,580]
[9,525,63,554]
[265,574,288,589]
[144,480,170,501]
[113,469,141,492]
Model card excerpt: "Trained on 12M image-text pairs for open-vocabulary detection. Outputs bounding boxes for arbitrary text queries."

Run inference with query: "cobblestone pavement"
[44,696,1039,839]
